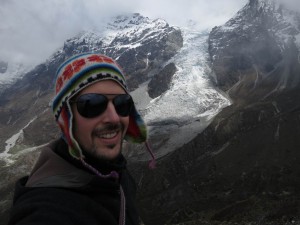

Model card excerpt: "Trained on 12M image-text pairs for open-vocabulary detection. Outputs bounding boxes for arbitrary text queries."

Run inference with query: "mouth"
[92,123,124,146]
[96,130,119,139]
[90,125,124,157]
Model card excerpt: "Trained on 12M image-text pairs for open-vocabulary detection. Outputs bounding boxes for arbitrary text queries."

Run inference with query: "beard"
[89,139,124,161]
[87,123,125,161]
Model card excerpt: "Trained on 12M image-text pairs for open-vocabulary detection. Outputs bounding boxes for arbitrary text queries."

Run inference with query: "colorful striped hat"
[52,53,155,167]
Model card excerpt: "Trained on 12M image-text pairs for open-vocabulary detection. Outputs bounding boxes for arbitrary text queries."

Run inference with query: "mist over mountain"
[1,0,300,224]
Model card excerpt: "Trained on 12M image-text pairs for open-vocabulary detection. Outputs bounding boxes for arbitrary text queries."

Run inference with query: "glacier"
[141,25,231,123]
[130,24,232,158]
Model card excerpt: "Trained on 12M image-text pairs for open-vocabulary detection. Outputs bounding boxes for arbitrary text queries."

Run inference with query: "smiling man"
[71,80,130,160]
[8,53,155,225]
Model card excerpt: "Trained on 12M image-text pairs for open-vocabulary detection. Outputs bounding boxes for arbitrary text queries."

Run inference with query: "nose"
[102,101,121,123]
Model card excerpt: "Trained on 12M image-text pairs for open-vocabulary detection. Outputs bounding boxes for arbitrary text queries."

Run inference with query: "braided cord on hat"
[79,157,119,179]
[145,141,156,169]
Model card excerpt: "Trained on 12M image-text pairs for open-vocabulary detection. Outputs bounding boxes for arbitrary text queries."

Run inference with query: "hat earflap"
[57,104,82,159]
[125,105,147,143]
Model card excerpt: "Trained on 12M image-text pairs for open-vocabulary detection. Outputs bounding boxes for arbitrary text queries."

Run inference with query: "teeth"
[98,131,118,139]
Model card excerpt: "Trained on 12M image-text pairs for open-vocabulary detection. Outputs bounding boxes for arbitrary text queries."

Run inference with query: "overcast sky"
[0,0,298,66]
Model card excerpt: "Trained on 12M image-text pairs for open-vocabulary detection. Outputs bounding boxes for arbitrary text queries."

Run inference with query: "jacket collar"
[26,138,127,188]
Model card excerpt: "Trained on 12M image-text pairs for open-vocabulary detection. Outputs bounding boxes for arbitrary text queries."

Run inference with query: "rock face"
[61,13,183,91]
[208,0,300,103]
[147,63,177,98]
[133,1,300,224]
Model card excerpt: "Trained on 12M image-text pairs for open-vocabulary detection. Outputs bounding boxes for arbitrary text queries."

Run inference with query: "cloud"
[277,0,300,12]
[138,0,248,29]
[0,0,247,65]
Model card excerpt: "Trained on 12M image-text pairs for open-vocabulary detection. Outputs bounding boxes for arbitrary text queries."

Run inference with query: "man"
[8,53,155,225]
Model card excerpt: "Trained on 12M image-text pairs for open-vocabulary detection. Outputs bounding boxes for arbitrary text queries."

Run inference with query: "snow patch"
[0,63,33,89]
[0,117,37,164]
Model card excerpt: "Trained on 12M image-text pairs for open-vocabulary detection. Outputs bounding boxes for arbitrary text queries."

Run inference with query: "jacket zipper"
[119,185,126,225]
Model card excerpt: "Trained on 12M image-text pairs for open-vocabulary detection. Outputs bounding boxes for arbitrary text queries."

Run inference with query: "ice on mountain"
[144,27,231,123]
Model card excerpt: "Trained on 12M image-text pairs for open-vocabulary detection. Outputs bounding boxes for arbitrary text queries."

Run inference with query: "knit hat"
[52,53,155,168]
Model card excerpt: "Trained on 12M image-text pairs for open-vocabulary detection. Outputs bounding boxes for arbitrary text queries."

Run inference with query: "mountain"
[128,24,231,161]
[0,13,183,159]
[131,1,300,225]
[209,0,300,102]
[0,13,231,165]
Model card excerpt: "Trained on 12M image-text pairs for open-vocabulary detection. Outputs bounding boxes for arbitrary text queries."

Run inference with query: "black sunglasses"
[70,93,133,118]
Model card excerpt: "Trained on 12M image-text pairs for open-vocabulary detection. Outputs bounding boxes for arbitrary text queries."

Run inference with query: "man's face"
[72,80,130,161]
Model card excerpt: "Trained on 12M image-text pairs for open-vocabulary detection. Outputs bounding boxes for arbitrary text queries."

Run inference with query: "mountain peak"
[209,0,300,99]
[105,13,168,31]
[107,13,150,29]
[249,0,275,8]
[221,0,300,43]
[244,0,300,16]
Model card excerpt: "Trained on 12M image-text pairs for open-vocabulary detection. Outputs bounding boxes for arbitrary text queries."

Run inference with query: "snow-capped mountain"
[0,13,183,161]
[51,13,183,90]
[0,62,33,94]
[0,12,231,164]
[129,26,232,159]
[209,0,300,99]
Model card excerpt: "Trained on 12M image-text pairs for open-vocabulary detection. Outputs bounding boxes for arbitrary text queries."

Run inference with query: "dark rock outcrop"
[148,63,177,98]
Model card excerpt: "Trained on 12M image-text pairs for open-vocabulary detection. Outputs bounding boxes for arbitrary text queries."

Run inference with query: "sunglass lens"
[76,94,107,118]
[113,94,133,117]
